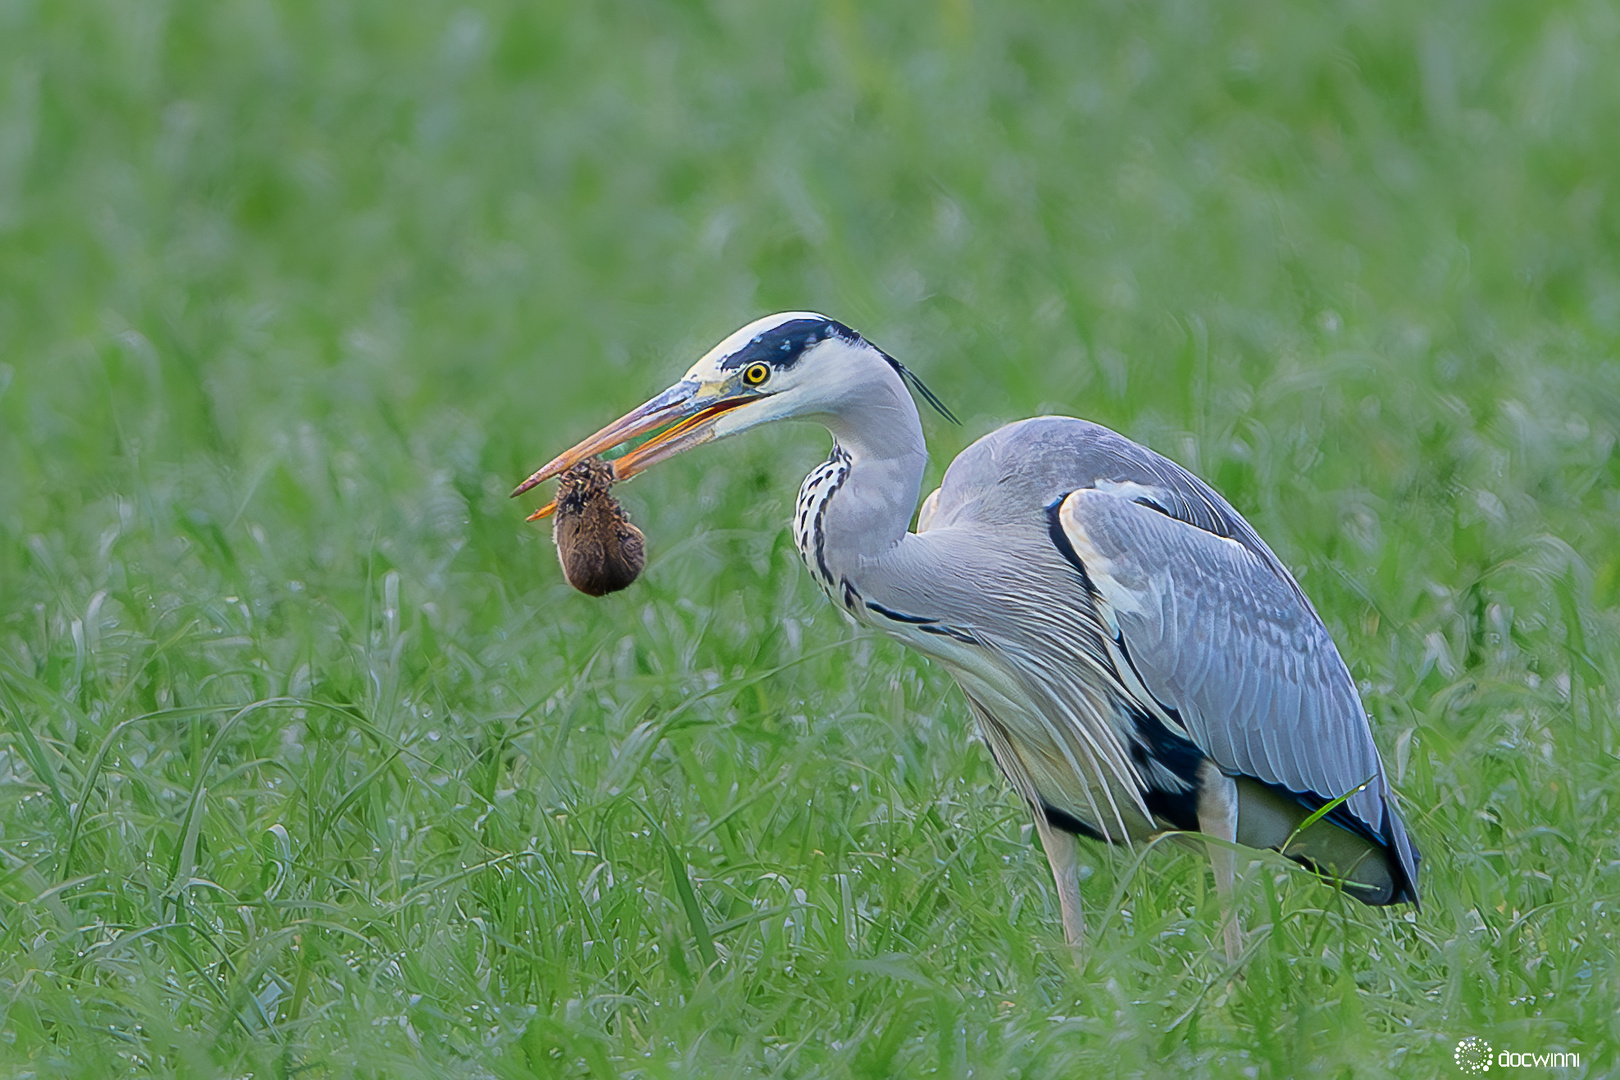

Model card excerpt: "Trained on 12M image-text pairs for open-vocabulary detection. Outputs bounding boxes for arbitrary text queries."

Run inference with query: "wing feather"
[1057,488,1394,842]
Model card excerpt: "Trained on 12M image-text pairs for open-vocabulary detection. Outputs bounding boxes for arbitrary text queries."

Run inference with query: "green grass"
[1,0,1617,1075]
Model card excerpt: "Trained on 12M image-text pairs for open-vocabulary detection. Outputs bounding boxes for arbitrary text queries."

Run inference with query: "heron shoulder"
[931,416,1221,528]
[931,416,1306,595]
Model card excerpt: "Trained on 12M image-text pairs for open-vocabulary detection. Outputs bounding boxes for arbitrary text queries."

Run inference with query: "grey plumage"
[515,312,1421,954]
[928,418,1419,905]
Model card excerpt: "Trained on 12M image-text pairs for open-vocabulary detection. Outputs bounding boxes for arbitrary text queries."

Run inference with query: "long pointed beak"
[511,379,758,520]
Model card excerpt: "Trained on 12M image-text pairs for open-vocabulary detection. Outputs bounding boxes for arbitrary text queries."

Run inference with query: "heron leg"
[1197,765,1243,962]
[1033,812,1086,952]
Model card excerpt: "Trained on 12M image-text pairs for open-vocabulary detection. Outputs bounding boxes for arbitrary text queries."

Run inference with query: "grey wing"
[1055,487,1419,898]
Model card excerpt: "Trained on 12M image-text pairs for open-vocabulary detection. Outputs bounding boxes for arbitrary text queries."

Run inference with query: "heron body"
[515,312,1420,956]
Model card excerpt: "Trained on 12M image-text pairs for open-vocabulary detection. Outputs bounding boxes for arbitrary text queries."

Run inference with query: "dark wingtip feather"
[1385,813,1422,909]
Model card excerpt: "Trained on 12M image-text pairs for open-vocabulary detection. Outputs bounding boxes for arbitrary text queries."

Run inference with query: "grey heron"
[514,312,1420,958]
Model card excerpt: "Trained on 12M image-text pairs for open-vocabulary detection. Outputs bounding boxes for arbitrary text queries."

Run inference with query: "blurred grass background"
[1,0,1618,1075]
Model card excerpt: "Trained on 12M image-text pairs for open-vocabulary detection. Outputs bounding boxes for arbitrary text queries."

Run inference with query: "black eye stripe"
[718,318,849,372]
[716,316,958,424]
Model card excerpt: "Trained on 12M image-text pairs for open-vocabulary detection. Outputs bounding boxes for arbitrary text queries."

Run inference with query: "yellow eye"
[742,362,771,387]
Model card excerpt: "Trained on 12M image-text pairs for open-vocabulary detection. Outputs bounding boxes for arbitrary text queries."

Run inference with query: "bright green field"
[1,1,1617,1076]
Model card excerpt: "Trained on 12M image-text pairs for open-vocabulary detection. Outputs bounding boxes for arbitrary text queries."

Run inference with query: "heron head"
[512,312,952,517]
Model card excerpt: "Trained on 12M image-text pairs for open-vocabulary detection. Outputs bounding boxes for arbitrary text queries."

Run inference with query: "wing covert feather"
[1057,489,1394,839]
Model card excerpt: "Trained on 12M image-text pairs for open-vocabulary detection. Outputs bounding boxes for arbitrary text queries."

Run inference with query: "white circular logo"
[1455,1037,1492,1073]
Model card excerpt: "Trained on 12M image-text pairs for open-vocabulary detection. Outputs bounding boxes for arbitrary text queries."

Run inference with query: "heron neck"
[817,386,928,566]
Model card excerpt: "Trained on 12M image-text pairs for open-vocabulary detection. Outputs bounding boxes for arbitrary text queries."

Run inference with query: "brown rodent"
[552,458,646,596]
